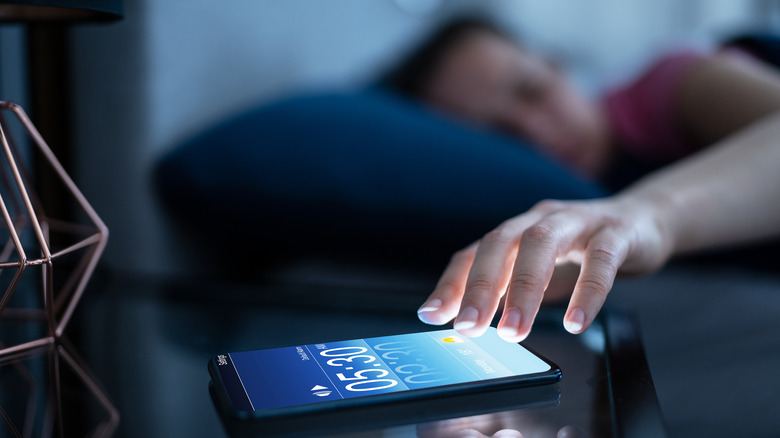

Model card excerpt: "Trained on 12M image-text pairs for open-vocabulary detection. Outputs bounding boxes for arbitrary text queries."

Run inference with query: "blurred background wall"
[2,0,778,277]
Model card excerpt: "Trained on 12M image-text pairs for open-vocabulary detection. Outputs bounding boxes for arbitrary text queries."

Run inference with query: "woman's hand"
[418,55,780,342]
[417,196,674,341]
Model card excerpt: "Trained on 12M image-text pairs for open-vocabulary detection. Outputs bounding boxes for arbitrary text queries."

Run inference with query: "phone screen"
[213,328,554,413]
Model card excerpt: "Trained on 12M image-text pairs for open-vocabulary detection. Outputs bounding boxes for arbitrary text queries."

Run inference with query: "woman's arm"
[417,55,780,341]
[626,109,780,253]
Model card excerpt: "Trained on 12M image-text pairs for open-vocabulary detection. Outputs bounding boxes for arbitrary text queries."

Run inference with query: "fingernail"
[417,299,444,325]
[417,298,442,313]
[492,430,523,438]
[564,308,585,334]
[497,308,526,342]
[453,306,479,331]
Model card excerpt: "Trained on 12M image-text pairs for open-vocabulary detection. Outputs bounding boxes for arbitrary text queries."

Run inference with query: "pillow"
[155,90,606,260]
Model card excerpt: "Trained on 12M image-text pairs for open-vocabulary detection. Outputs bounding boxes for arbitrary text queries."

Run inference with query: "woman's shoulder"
[602,49,711,166]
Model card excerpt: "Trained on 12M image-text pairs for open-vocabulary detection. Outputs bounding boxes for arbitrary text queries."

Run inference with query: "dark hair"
[382,17,514,98]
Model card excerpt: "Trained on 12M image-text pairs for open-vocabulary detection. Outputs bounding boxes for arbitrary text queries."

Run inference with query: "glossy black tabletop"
[0,271,666,437]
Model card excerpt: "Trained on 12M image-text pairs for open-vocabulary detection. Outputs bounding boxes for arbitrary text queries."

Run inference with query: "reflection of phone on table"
[208,327,561,437]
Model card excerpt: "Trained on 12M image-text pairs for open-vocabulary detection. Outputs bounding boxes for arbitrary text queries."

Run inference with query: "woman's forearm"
[620,110,780,255]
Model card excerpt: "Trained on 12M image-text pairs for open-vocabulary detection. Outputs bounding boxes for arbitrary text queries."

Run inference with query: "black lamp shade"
[0,0,122,22]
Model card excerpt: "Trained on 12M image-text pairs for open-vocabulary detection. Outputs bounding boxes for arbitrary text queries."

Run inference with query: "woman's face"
[423,31,611,177]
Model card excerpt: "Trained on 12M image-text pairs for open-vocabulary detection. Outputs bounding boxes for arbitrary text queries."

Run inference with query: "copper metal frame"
[0,101,108,357]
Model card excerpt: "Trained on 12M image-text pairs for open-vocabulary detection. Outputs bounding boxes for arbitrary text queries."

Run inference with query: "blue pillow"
[155,90,606,257]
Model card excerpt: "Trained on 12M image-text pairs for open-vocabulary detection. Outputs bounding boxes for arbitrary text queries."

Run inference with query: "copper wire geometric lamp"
[0,101,108,357]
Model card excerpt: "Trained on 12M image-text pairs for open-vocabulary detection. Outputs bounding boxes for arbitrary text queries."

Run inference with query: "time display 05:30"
[312,340,449,395]
[309,331,500,399]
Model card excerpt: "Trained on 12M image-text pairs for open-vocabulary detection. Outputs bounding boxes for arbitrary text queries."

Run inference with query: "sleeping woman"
[383,18,780,191]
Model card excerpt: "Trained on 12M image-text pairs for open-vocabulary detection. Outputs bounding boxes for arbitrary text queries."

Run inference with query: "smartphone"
[208,327,561,436]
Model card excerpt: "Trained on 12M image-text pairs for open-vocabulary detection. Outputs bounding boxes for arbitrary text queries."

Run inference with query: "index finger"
[417,242,478,325]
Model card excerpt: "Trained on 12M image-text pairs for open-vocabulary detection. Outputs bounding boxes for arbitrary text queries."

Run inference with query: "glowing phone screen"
[216,328,551,411]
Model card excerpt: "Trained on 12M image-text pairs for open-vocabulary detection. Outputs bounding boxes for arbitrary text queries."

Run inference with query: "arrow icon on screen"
[311,385,332,397]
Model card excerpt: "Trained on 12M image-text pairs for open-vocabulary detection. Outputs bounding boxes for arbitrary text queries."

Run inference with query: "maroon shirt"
[603,51,706,163]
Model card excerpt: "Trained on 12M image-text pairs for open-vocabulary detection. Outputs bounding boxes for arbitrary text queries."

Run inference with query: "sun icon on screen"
[442,336,464,343]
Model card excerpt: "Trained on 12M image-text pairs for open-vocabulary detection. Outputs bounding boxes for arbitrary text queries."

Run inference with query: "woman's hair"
[382,17,514,98]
